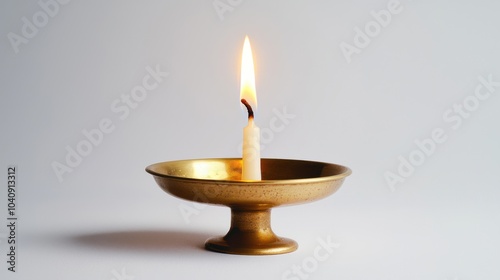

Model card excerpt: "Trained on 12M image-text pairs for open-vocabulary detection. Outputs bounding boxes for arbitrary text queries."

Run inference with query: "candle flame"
[240,36,257,109]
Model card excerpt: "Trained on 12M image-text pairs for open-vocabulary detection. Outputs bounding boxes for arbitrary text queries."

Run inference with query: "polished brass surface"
[146,158,351,255]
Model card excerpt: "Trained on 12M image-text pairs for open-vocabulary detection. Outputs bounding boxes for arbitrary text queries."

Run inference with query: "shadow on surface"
[70,230,215,254]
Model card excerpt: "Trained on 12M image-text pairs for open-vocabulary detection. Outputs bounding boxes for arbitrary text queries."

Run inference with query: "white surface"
[1,0,499,279]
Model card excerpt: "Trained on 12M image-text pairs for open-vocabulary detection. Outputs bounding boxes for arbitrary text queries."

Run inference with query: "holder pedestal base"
[205,208,298,255]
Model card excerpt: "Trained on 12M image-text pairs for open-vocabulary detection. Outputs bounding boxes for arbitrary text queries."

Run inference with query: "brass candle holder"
[146,158,351,255]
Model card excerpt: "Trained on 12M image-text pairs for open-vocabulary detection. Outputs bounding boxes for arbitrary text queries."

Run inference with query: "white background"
[1,0,499,279]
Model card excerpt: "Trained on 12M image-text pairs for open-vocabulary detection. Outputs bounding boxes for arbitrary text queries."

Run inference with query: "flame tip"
[240,35,257,109]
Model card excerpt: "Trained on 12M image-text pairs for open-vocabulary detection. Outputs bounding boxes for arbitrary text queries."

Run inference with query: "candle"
[240,36,261,180]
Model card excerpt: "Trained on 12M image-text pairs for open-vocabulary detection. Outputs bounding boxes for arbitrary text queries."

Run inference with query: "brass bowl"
[146,158,351,255]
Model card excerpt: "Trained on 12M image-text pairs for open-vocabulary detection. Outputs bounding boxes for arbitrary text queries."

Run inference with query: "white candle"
[240,36,261,180]
[241,100,261,180]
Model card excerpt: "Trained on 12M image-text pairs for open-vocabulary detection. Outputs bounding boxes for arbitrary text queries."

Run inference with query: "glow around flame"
[240,36,257,109]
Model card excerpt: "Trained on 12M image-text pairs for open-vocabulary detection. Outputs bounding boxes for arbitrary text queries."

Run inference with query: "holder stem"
[205,207,298,255]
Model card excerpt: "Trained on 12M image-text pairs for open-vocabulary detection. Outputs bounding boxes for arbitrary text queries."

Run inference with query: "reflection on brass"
[146,158,351,255]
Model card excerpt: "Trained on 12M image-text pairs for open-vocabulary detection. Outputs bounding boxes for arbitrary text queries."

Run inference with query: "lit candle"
[240,36,261,180]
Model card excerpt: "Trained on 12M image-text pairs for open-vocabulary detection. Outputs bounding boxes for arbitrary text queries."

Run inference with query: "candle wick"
[241,99,254,120]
